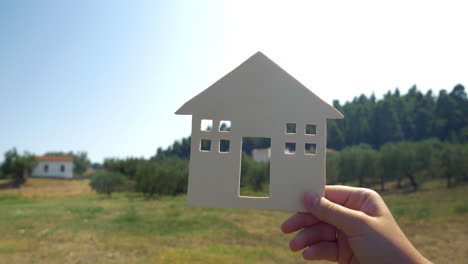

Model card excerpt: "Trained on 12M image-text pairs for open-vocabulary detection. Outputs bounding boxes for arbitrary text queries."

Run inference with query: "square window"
[305,143,317,155]
[219,120,231,132]
[285,142,296,154]
[286,123,296,134]
[201,119,212,131]
[200,139,211,152]
[306,124,316,135]
[219,139,230,153]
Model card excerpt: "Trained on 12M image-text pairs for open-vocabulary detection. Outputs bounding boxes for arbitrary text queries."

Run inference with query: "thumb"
[304,192,366,235]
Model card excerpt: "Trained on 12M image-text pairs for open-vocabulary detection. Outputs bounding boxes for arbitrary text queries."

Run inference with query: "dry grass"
[0,178,92,198]
[0,179,467,263]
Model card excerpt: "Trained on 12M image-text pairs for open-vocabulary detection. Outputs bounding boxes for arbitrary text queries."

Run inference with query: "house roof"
[176,52,343,119]
[36,156,74,162]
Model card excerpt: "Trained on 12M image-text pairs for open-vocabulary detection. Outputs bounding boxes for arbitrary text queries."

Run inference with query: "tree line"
[326,139,468,191]
[328,84,468,149]
[156,85,468,159]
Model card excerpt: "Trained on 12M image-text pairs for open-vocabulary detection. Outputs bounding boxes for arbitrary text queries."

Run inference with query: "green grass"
[383,184,468,223]
[0,182,467,263]
[0,194,30,203]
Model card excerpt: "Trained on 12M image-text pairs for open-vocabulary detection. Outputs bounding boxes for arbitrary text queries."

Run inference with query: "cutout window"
[200,119,212,131]
[285,142,296,154]
[219,120,231,132]
[305,143,317,155]
[306,124,317,135]
[219,139,230,153]
[44,164,49,173]
[286,123,296,134]
[200,139,211,152]
[60,164,65,172]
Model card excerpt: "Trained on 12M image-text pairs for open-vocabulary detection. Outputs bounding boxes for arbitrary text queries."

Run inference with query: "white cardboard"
[175,52,344,212]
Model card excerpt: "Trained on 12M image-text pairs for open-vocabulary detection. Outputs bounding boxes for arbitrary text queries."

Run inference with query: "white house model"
[176,52,344,212]
[31,156,74,179]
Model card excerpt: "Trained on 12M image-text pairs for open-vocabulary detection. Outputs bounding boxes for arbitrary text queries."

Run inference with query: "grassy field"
[0,179,467,264]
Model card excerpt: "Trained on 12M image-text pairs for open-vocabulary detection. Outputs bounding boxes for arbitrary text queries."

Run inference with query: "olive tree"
[89,171,127,198]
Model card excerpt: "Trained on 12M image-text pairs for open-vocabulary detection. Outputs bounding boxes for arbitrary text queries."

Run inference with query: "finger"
[302,241,338,261]
[337,229,353,264]
[281,212,320,234]
[289,223,336,252]
[325,185,372,206]
[304,192,366,235]
[326,186,385,217]
[325,185,356,204]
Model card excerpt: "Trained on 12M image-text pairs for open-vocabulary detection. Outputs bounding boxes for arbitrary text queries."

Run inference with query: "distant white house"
[31,156,74,179]
[252,148,271,162]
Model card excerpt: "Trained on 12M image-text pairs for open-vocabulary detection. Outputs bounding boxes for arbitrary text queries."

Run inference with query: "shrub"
[89,171,127,197]
[135,159,188,198]
[1,148,37,187]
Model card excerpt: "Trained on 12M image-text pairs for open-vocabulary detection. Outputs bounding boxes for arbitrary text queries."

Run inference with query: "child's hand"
[281,186,430,263]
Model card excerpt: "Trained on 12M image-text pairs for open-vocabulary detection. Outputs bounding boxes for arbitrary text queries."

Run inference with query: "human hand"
[281,186,430,263]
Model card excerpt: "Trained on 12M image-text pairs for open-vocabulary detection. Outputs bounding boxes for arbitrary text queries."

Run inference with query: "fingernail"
[304,192,320,208]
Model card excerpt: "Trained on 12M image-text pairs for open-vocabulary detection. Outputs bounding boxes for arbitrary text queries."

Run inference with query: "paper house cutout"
[176,52,344,212]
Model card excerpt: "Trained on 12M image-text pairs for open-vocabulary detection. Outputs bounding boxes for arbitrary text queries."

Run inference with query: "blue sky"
[1,1,467,162]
